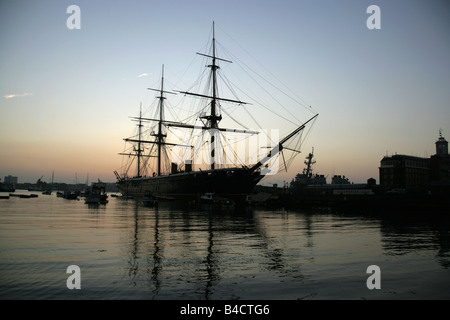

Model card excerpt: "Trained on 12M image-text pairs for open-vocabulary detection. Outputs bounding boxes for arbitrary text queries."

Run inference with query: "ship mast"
[118,65,177,178]
[209,22,220,130]
[208,22,219,170]
[156,65,167,175]
[176,22,248,170]
[137,107,143,177]
[163,23,317,175]
[198,22,223,170]
[148,64,174,176]
[303,147,316,178]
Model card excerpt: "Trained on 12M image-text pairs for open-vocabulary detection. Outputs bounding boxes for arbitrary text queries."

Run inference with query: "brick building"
[379,132,449,188]
[379,155,430,187]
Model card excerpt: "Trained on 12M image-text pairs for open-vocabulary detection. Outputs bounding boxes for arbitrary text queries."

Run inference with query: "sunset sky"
[1,0,449,186]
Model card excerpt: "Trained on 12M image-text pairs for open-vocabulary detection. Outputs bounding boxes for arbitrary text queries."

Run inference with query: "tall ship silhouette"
[114,23,318,202]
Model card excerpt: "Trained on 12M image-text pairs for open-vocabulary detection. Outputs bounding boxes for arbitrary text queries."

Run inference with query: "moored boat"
[85,182,108,204]
[63,191,79,200]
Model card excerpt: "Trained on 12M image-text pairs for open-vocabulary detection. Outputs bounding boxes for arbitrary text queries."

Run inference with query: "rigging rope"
[215,24,317,114]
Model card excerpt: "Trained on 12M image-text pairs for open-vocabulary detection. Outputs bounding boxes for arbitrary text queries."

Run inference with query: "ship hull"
[116,167,263,203]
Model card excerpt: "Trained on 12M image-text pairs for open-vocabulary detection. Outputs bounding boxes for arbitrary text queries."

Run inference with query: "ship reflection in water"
[0,193,449,300]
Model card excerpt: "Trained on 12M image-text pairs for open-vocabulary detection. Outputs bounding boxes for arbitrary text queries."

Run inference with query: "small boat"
[200,192,225,202]
[63,191,79,200]
[9,193,38,198]
[200,193,235,208]
[85,182,108,204]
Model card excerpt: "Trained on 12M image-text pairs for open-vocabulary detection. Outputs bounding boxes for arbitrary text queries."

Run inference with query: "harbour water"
[1,190,449,300]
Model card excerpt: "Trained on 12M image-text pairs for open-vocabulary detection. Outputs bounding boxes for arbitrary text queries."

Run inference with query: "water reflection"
[1,192,449,299]
[204,214,217,299]
[120,200,450,299]
[122,202,308,299]
[151,208,162,295]
[378,213,450,268]
[77,194,450,300]
[127,201,139,287]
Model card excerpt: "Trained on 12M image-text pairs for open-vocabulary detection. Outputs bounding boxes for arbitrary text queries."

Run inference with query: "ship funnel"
[185,160,192,172]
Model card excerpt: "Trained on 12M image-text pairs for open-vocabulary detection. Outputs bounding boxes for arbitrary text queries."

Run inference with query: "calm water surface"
[1,191,449,300]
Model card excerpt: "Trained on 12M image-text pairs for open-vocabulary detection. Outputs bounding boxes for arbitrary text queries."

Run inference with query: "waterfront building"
[379,132,450,188]
[435,130,448,156]
[379,155,430,187]
[4,175,18,184]
[430,131,450,183]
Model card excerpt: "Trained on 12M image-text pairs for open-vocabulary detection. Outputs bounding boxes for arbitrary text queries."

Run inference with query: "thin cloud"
[138,73,150,78]
[3,93,33,99]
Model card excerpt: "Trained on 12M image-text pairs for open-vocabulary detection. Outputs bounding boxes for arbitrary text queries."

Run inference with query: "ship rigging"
[114,23,318,201]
